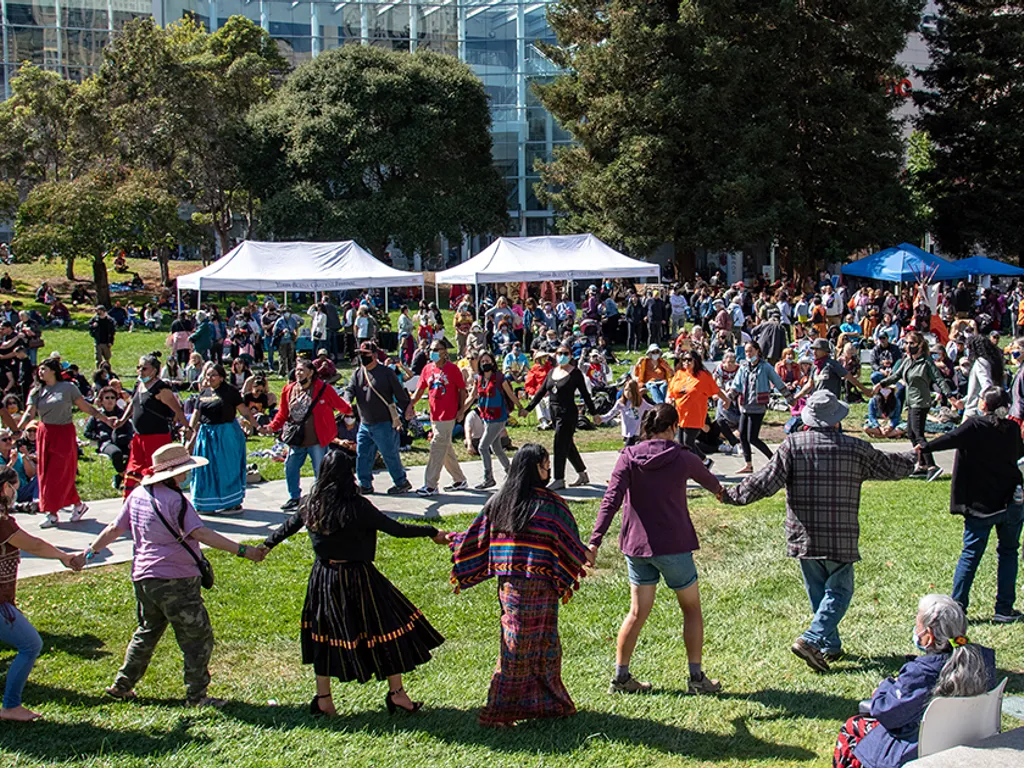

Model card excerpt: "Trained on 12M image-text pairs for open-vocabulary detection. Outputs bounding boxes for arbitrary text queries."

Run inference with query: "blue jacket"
[855,647,997,768]
[730,359,789,414]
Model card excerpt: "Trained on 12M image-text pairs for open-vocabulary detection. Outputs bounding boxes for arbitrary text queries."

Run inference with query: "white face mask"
[651,354,660,361]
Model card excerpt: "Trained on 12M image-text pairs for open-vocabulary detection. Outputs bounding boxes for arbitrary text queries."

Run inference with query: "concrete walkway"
[20,441,949,579]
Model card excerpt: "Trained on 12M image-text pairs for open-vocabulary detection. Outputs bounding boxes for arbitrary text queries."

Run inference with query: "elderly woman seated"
[833,594,996,768]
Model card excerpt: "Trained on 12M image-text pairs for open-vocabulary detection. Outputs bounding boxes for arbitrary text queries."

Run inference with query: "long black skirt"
[301,560,444,683]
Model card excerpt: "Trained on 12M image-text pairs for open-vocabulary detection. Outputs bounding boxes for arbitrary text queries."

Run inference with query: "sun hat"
[800,391,849,428]
[647,343,661,354]
[141,443,209,486]
[532,350,552,360]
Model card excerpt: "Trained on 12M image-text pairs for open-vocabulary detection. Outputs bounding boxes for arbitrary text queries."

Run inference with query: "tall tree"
[92,16,286,278]
[538,0,922,277]
[915,0,1024,263]
[13,169,182,307]
[250,45,507,260]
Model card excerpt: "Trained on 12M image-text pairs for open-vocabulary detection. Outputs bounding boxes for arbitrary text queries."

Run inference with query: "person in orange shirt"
[667,350,731,469]
[633,344,674,403]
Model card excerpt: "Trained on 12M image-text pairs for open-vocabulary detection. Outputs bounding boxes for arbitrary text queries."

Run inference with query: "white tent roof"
[176,241,424,292]
[435,234,660,284]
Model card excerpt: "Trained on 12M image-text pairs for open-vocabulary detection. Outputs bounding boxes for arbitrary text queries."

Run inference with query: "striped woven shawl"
[449,488,588,603]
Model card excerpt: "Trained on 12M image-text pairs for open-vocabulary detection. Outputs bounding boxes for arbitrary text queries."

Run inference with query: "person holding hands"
[409,340,469,496]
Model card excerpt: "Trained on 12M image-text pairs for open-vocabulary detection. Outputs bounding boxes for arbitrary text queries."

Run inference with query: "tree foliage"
[537,0,923,275]
[250,45,508,261]
[13,169,182,306]
[915,0,1024,263]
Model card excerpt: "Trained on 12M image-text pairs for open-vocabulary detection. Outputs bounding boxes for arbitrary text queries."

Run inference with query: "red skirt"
[123,432,172,497]
[37,422,81,513]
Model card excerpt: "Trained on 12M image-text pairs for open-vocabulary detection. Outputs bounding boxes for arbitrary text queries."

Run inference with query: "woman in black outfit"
[83,385,134,491]
[258,449,448,717]
[522,344,597,490]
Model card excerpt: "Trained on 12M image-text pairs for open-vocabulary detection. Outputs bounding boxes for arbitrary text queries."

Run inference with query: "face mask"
[748,353,759,362]
[344,416,356,425]
[557,354,570,365]
[429,351,441,363]
[908,344,920,355]
[480,363,494,373]
[879,387,892,398]
[651,354,660,361]
[913,629,928,653]
[1013,351,1021,360]
[359,354,374,365]
[138,375,152,384]
[178,474,191,492]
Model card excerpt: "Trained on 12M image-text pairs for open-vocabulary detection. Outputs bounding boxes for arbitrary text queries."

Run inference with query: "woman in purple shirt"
[587,403,724,695]
[79,443,264,707]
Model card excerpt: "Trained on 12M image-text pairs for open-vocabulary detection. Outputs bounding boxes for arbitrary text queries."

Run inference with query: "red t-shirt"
[421,361,465,422]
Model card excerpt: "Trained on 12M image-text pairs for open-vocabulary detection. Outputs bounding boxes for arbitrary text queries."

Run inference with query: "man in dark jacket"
[923,386,1024,622]
[869,333,901,376]
[645,290,667,346]
[752,312,788,363]
[89,305,117,367]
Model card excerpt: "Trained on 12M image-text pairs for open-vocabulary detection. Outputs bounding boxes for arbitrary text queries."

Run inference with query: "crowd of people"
[0,268,1020,768]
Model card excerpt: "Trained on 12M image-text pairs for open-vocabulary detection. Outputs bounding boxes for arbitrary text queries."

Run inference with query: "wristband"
[85,549,96,562]
[237,544,247,558]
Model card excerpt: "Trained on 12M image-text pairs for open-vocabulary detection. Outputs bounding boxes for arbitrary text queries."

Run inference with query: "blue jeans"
[646,380,668,404]
[264,336,275,370]
[0,604,43,708]
[799,559,854,654]
[952,508,1023,614]
[356,421,408,490]
[17,476,37,503]
[285,443,326,501]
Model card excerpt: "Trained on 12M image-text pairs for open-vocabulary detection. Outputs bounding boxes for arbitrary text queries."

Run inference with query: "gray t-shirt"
[29,381,81,424]
[345,365,411,425]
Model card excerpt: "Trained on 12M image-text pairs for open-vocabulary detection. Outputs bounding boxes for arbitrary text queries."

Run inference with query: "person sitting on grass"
[588,404,724,696]
[833,595,996,768]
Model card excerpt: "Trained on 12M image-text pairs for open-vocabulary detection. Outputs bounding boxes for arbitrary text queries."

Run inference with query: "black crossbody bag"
[281,382,327,446]
[147,488,215,589]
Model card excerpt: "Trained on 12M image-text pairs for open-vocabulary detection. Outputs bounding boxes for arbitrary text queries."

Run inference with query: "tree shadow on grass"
[0,714,209,762]
[222,703,817,761]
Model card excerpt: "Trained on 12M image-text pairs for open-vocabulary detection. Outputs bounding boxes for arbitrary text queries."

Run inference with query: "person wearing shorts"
[587,403,724,696]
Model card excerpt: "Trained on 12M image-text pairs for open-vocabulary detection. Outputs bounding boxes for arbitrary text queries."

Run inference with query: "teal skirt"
[191,421,246,512]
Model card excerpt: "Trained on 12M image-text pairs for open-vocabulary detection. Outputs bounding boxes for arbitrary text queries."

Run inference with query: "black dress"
[263,496,444,682]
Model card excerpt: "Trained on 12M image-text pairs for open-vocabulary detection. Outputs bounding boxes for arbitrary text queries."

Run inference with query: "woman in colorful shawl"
[449,443,588,727]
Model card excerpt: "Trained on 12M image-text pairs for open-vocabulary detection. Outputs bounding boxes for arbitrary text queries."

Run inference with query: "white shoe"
[69,503,88,523]
[39,514,59,529]
[415,486,438,497]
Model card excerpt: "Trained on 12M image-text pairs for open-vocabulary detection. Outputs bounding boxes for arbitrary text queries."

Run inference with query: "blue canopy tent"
[841,242,964,283]
[952,255,1024,279]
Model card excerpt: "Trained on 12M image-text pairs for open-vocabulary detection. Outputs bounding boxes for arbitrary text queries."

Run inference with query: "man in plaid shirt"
[721,391,915,672]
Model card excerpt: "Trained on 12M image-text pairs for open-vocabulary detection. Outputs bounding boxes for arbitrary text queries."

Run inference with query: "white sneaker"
[39,514,59,529]
[415,486,438,497]
[69,503,88,523]
[444,480,469,492]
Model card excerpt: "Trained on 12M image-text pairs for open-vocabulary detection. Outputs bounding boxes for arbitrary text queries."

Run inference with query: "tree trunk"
[673,242,697,280]
[214,224,231,258]
[92,254,111,308]
[65,256,75,281]
[156,245,171,287]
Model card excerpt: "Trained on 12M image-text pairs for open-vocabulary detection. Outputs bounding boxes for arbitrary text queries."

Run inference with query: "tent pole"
[176,284,181,313]
[435,280,440,309]
[385,287,389,314]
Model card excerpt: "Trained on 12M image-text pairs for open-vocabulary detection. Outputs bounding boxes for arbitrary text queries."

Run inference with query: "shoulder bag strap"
[146,487,204,570]
[288,382,327,425]
[361,365,394,409]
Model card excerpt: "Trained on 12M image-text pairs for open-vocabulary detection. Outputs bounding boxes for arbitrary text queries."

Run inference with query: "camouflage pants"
[113,576,214,703]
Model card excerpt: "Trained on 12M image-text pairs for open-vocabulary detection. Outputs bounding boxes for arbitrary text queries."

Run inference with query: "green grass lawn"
[2,480,1021,766]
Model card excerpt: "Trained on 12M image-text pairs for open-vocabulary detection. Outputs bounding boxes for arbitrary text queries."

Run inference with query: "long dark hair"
[484,443,549,533]
[304,449,360,534]
[0,466,17,517]
[966,334,1004,382]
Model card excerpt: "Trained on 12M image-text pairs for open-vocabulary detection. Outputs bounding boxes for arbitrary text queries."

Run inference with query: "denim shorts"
[624,552,698,591]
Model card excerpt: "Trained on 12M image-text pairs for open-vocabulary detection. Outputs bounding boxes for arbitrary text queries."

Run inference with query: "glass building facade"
[0,0,567,238]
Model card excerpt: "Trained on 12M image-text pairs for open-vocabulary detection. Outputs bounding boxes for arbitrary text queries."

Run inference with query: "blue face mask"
[138,375,152,384]
[178,474,191,492]
[557,354,571,365]
[429,351,441,363]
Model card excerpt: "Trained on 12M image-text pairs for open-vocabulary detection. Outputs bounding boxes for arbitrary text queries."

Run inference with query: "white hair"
[917,594,989,698]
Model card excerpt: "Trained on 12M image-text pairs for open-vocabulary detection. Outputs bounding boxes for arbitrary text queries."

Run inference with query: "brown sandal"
[104,685,138,701]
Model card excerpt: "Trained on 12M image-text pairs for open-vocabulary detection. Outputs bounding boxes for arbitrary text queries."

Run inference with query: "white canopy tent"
[435,235,660,297]
[175,240,424,309]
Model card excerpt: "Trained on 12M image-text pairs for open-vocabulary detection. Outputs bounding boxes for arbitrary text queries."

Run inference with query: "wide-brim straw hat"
[142,443,209,486]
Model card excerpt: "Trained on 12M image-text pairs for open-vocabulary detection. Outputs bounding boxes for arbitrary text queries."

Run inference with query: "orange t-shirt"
[668,369,720,429]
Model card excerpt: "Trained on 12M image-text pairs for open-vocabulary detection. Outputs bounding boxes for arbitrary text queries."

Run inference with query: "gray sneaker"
[608,674,653,694]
